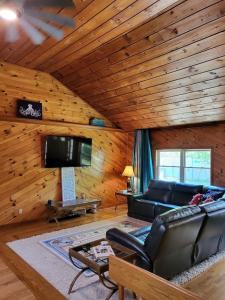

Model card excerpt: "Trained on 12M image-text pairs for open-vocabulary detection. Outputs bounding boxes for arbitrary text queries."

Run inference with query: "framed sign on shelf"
[17,99,42,120]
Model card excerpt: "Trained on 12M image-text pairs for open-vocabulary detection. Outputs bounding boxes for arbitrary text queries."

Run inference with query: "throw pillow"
[203,197,214,204]
[203,190,224,201]
[189,193,203,205]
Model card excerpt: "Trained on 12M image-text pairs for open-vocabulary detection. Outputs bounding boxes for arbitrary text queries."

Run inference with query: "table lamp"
[122,165,135,192]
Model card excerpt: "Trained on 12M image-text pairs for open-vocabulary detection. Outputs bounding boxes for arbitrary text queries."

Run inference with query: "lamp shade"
[122,165,134,177]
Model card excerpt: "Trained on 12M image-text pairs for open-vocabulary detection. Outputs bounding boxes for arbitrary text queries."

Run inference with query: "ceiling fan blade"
[24,0,75,8]
[25,9,75,27]
[5,22,19,43]
[20,17,46,44]
[24,14,64,41]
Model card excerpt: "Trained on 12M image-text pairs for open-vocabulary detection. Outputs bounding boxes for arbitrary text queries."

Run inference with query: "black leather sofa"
[128,179,225,222]
[107,199,225,279]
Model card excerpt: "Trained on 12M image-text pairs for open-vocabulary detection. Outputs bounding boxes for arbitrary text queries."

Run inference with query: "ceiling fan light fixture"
[0,8,18,21]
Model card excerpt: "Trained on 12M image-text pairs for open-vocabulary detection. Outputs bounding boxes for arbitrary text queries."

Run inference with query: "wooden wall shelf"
[0,117,124,133]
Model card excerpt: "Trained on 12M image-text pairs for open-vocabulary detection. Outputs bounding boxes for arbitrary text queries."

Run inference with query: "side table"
[46,199,101,224]
[115,190,142,211]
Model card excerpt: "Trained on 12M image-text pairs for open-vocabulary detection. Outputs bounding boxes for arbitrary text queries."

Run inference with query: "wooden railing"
[109,256,204,300]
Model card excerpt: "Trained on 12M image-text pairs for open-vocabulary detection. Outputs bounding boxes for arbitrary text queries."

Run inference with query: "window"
[156,149,211,185]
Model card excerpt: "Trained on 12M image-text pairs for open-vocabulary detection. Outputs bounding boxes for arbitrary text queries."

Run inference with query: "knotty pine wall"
[0,63,128,225]
[128,123,225,187]
[0,62,113,126]
[151,123,225,187]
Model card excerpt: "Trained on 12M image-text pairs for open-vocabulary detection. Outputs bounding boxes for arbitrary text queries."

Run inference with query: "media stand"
[46,199,101,224]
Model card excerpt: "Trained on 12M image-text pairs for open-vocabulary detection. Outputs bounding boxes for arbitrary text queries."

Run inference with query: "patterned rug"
[7,216,225,299]
[40,217,148,277]
[7,216,149,300]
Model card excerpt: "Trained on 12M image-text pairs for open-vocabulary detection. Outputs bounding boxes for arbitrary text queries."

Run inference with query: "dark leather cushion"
[157,205,201,223]
[155,203,180,217]
[145,180,175,203]
[148,180,175,190]
[144,205,201,260]
[106,228,151,265]
[132,199,156,220]
[194,200,225,263]
[130,226,152,243]
[203,185,225,193]
[151,213,205,279]
[200,200,225,212]
[170,183,203,205]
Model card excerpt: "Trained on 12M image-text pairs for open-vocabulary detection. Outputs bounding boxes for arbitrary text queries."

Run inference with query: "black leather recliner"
[107,206,205,279]
[194,200,225,264]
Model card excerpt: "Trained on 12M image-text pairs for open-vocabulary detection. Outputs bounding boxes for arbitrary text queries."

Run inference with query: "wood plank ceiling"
[0,0,225,130]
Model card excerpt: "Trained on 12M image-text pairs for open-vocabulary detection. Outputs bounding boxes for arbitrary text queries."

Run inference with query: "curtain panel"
[132,129,154,193]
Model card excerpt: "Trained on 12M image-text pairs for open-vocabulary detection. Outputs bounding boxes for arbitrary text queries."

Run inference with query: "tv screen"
[44,135,92,168]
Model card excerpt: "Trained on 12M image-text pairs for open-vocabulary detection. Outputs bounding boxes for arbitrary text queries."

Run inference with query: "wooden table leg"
[119,285,124,300]
[115,194,119,211]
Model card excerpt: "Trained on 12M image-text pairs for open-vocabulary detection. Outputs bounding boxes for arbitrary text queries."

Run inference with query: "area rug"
[40,217,146,272]
[7,216,225,299]
[7,216,148,300]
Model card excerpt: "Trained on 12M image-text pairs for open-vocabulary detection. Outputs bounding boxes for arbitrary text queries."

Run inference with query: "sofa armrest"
[106,228,151,266]
[128,194,144,200]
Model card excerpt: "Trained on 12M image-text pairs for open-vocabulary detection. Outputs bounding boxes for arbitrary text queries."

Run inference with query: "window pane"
[184,168,211,185]
[158,167,180,182]
[185,150,211,168]
[159,151,180,166]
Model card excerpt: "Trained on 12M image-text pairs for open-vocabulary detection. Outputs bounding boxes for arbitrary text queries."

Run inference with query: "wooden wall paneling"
[0,62,114,127]
[0,0,183,72]
[0,63,129,225]
[79,30,225,99]
[66,0,225,88]
[16,0,127,68]
[110,95,225,125]
[1,1,225,129]
[121,112,225,130]
[0,1,93,65]
[37,0,157,71]
[36,0,182,73]
[96,82,225,122]
[73,16,225,96]
[151,123,225,186]
[128,123,225,186]
[101,64,225,108]
[87,43,225,106]
[0,120,128,225]
[59,0,225,130]
[62,2,224,86]
[56,0,215,83]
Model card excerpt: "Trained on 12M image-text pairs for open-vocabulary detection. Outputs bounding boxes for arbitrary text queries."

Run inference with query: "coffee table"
[68,238,137,299]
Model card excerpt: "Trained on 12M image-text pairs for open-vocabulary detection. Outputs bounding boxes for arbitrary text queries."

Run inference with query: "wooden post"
[118,285,124,300]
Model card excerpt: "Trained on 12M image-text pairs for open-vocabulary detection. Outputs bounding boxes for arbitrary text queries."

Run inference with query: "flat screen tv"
[44,135,92,168]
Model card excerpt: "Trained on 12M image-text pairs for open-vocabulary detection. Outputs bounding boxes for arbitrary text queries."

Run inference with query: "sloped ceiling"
[0,0,225,130]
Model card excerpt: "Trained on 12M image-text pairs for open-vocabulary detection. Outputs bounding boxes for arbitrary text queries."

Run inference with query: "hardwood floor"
[0,205,225,300]
[0,205,127,300]
[0,258,35,300]
[185,259,225,300]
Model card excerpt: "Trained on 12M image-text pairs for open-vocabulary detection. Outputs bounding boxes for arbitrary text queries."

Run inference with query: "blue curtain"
[132,129,154,193]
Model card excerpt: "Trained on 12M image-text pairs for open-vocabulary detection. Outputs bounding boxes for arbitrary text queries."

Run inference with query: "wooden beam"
[109,256,204,300]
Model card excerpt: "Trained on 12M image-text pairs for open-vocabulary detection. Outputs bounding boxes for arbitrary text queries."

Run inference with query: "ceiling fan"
[0,0,75,44]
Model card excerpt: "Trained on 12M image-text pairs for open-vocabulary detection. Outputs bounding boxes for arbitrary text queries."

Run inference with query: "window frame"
[156,148,212,185]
